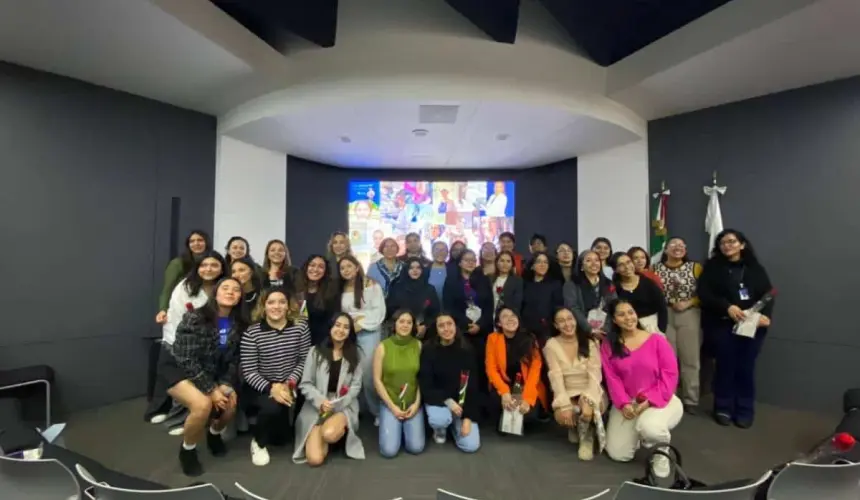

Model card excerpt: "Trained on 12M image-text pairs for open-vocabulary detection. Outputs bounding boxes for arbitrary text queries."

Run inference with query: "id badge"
[739,287,750,301]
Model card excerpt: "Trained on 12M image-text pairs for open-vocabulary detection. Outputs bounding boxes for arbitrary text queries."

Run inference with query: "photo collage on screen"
[348,180,516,269]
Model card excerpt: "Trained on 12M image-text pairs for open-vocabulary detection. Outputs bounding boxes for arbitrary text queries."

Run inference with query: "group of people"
[147,227,774,479]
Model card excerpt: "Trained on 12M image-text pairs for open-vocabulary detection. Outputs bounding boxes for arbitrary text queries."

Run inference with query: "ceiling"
[227,100,640,169]
[609,0,860,119]
[0,0,858,169]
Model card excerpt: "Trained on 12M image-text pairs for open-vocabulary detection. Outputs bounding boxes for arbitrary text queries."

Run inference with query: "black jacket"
[171,310,241,393]
[521,278,565,343]
[697,258,774,327]
[418,340,480,421]
[443,271,494,336]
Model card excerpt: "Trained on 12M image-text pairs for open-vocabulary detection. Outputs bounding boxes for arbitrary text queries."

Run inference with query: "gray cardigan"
[562,281,595,334]
[293,347,365,463]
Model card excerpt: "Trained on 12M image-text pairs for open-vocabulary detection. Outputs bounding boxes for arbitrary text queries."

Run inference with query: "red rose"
[287,379,297,390]
[424,299,431,307]
[460,371,469,386]
[515,373,523,384]
[635,392,648,404]
[339,385,349,397]
[184,302,194,312]
[608,285,616,294]
[495,286,503,294]
[540,318,547,326]
[833,432,856,452]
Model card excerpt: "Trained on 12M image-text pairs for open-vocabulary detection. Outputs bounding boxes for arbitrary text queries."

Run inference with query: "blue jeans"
[356,329,381,417]
[710,322,766,422]
[425,405,480,453]
[378,405,425,458]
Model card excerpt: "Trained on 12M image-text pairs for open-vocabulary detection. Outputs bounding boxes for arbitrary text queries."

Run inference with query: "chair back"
[0,454,80,500]
[614,471,772,499]
[235,482,267,500]
[437,489,479,500]
[767,461,860,500]
[75,464,223,499]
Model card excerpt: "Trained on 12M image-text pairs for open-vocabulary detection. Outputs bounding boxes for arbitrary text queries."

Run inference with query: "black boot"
[179,446,203,477]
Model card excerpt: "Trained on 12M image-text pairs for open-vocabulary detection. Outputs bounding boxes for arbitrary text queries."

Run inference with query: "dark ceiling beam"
[538,0,735,66]
[444,0,521,44]
[209,0,338,53]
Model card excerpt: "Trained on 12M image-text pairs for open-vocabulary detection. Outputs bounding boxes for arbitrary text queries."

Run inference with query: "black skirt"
[156,345,187,390]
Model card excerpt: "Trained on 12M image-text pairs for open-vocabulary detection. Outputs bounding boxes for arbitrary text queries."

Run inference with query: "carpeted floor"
[63,396,837,500]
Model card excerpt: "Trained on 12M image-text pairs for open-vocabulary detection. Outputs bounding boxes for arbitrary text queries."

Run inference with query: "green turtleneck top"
[381,334,421,408]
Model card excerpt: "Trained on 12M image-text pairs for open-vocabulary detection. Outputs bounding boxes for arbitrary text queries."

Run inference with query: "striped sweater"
[240,319,311,394]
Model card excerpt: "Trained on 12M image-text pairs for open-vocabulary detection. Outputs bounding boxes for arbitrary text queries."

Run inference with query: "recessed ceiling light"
[340,136,351,143]
[496,133,510,141]
[412,129,429,137]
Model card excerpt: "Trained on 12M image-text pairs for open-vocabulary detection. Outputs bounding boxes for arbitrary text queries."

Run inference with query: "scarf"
[375,259,403,296]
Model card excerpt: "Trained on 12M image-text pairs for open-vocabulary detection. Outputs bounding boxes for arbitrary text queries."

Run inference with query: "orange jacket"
[485,332,548,409]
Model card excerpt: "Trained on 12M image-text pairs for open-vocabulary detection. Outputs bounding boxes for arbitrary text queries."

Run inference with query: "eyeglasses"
[668,243,687,249]
[720,238,739,247]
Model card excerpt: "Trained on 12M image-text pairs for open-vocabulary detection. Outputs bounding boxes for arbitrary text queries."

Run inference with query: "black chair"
[0,365,54,428]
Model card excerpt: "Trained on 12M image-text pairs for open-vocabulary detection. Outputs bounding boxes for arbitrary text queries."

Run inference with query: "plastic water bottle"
[801,432,856,464]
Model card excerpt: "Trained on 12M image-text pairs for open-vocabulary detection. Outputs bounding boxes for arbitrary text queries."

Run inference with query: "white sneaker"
[168,426,184,436]
[150,414,167,424]
[251,440,270,467]
[433,429,447,444]
[651,454,671,478]
[374,417,379,427]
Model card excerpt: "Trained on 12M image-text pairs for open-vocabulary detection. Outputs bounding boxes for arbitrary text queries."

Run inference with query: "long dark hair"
[493,250,516,280]
[551,307,591,359]
[262,239,291,274]
[606,298,645,359]
[197,277,248,339]
[590,237,613,260]
[522,250,563,283]
[338,255,368,309]
[573,249,601,285]
[449,241,467,262]
[709,229,759,265]
[180,230,212,275]
[224,236,250,266]
[495,306,536,366]
[230,256,261,293]
[427,312,469,350]
[184,250,226,296]
[297,254,336,309]
[627,246,651,270]
[315,312,359,374]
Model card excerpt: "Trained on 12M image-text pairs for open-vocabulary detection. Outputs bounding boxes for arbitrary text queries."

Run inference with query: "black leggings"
[244,387,304,447]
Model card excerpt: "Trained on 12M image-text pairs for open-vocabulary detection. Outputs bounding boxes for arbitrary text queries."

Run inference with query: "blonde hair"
[252,288,301,325]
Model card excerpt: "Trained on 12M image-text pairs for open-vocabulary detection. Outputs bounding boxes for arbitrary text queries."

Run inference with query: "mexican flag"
[650,189,669,262]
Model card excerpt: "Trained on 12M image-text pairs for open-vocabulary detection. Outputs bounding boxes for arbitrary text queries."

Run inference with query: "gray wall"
[286,157,578,265]
[0,63,216,412]
[649,76,860,414]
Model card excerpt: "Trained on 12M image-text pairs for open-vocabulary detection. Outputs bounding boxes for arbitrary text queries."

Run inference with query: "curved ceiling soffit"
[220,75,646,138]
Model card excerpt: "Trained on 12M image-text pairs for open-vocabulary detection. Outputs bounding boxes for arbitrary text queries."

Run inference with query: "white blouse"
[161,278,208,345]
[340,282,386,332]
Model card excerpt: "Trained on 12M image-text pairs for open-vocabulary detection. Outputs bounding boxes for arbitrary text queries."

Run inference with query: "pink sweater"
[600,334,678,409]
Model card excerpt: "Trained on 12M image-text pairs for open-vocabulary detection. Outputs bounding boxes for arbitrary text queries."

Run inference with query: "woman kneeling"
[544,308,607,460]
[293,313,365,466]
[602,299,682,478]
[418,313,480,452]
[165,277,246,476]
[374,310,426,458]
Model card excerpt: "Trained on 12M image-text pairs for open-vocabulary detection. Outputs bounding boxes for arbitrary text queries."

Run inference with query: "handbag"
[636,444,759,491]
[634,444,707,490]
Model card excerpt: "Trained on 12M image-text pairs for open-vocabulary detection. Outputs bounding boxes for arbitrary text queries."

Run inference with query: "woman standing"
[486,307,548,425]
[262,239,296,292]
[164,277,246,476]
[419,313,480,452]
[602,299,681,478]
[241,288,311,466]
[591,237,614,279]
[224,236,251,268]
[386,257,440,342]
[230,256,262,311]
[297,255,340,346]
[400,232,431,267]
[373,310,425,458]
[697,229,773,428]
[446,240,467,275]
[545,308,605,460]
[555,242,576,283]
[338,255,386,420]
[652,237,704,414]
[491,251,523,315]
[427,242,449,303]
[627,246,663,290]
[612,254,667,334]
[564,250,614,337]
[327,231,353,278]
[293,313,365,466]
[480,242,498,276]
[367,237,403,298]
[155,230,211,324]
[521,251,564,346]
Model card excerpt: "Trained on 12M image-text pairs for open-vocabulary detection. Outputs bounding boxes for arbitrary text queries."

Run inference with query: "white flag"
[704,185,726,256]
